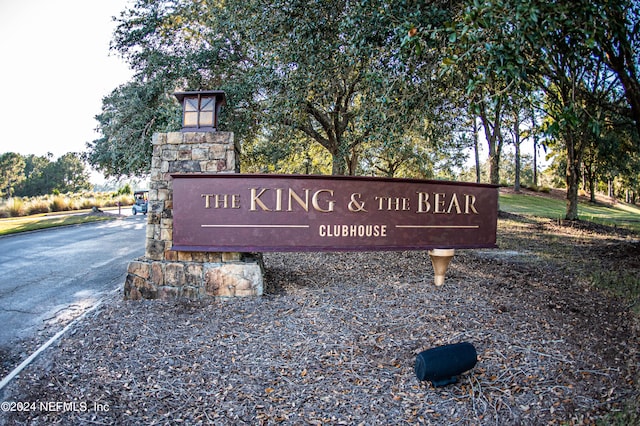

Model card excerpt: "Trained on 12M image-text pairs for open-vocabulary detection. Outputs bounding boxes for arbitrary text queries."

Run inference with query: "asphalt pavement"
[0,214,147,349]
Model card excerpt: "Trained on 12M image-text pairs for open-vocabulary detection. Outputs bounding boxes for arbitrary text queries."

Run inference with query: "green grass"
[499,192,640,233]
[0,212,117,236]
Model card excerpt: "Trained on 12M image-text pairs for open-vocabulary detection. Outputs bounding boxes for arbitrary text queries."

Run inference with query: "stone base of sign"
[124,253,264,300]
[124,131,264,300]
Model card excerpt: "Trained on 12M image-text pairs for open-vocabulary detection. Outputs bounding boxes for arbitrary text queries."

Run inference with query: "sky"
[0,0,133,162]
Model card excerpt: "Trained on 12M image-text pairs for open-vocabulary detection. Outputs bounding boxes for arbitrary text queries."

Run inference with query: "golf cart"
[132,190,148,215]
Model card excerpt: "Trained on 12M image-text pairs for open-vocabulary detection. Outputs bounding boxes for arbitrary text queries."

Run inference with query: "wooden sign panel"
[171,174,498,252]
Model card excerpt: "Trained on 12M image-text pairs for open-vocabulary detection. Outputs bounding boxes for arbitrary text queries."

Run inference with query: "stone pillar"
[124,131,264,300]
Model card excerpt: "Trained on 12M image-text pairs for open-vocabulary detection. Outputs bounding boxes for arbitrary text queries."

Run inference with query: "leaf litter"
[1,212,638,425]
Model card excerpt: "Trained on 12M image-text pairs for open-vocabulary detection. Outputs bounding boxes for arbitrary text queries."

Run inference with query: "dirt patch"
[1,213,638,425]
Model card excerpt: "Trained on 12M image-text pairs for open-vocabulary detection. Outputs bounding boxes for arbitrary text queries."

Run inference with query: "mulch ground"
[1,212,639,425]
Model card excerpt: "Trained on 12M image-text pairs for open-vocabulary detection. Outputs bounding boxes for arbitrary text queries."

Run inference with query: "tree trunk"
[585,162,596,203]
[482,123,500,185]
[331,151,347,175]
[301,102,354,176]
[488,154,500,185]
[565,166,580,220]
[530,106,538,187]
[473,118,481,183]
[478,98,503,185]
[608,179,614,197]
[565,133,581,220]
[514,142,521,192]
[513,112,521,192]
[347,150,358,176]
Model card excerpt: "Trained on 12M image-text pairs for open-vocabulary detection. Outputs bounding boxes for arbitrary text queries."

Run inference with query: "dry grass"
[0,193,134,218]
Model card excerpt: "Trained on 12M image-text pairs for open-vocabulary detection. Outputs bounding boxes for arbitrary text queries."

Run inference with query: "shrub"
[118,184,132,195]
[27,199,51,215]
[525,184,551,194]
[0,199,11,218]
[94,194,114,209]
[106,194,135,207]
[0,191,135,217]
[80,198,97,210]
[50,196,72,212]
[6,198,27,217]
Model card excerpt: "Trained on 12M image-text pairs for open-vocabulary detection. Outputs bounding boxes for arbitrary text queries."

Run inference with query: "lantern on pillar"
[174,90,226,132]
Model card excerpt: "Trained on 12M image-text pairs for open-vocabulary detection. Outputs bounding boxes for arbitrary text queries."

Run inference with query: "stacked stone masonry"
[124,131,264,300]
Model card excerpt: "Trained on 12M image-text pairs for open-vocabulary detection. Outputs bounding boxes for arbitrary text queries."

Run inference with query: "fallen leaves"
[2,214,639,424]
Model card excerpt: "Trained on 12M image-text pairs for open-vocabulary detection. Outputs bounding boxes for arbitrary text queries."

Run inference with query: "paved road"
[0,215,147,348]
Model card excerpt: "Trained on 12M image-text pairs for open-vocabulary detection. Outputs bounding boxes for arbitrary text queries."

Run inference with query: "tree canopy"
[0,152,25,198]
[89,0,640,219]
[442,0,640,218]
[90,0,468,177]
[0,152,91,198]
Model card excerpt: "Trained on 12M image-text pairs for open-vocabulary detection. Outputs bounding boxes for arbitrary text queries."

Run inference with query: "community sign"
[171,174,498,252]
